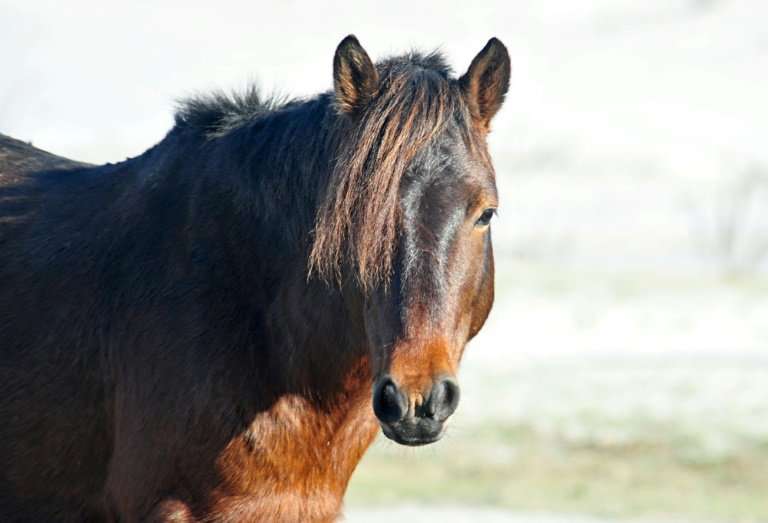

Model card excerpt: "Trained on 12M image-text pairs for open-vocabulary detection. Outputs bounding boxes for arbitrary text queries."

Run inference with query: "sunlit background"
[3,1,767,521]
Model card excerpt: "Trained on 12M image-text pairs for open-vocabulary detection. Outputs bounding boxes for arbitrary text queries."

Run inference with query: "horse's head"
[312,35,509,446]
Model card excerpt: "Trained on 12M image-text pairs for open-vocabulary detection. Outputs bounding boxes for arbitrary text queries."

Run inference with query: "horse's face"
[365,125,498,446]
[324,36,510,445]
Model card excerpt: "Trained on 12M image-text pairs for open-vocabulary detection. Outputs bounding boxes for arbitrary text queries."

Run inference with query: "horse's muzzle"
[372,374,460,446]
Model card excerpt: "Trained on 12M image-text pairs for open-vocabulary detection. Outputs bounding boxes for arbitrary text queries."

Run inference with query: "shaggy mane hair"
[173,51,477,289]
[174,87,295,139]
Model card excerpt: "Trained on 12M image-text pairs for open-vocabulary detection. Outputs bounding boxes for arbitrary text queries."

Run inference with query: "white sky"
[3,0,766,169]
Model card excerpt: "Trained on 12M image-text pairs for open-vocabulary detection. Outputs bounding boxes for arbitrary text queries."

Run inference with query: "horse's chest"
[202,395,379,521]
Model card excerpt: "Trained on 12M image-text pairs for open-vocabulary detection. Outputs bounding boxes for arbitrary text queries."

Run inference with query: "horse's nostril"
[425,376,460,421]
[372,377,407,423]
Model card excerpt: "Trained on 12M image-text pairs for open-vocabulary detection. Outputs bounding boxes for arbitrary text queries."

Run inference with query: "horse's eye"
[475,208,496,227]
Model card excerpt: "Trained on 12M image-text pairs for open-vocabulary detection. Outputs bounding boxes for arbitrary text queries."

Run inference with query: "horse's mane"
[172,51,475,290]
[174,87,295,139]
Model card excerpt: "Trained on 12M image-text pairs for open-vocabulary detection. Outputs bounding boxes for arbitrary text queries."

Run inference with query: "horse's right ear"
[333,35,379,115]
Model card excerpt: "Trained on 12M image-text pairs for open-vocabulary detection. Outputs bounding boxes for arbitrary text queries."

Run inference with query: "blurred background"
[3,1,767,521]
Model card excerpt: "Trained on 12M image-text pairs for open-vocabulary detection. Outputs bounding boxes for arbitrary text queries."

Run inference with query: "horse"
[0,35,510,522]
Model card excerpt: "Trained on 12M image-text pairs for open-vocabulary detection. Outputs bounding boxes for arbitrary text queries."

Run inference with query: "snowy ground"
[345,506,692,523]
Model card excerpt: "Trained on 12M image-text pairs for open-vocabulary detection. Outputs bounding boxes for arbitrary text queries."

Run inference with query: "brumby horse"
[0,35,510,521]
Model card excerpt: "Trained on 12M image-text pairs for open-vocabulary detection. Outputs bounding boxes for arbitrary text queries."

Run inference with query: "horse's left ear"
[459,38,511,132]
[333,35,379,115]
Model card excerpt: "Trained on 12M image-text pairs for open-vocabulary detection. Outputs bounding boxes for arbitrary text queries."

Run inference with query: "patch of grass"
[346,423,768,522]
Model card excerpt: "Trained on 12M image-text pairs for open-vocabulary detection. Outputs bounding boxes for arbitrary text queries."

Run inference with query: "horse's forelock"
[310,63,476,290]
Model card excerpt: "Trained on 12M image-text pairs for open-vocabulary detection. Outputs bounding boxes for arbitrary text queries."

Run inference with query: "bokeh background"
[3,1,767,521]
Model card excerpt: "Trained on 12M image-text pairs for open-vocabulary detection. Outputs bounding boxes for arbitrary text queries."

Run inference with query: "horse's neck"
[177,120,381,511]
[229,272,378,495]
[246,357,378,475]
[215,351,379,520]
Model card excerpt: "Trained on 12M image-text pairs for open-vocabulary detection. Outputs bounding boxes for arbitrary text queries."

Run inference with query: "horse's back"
[0,133,89,175]
[0,135,112,520]
[0,132,96,249]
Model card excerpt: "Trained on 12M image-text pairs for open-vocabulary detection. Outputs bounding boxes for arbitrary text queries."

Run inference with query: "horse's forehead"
[402,126,494,207]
